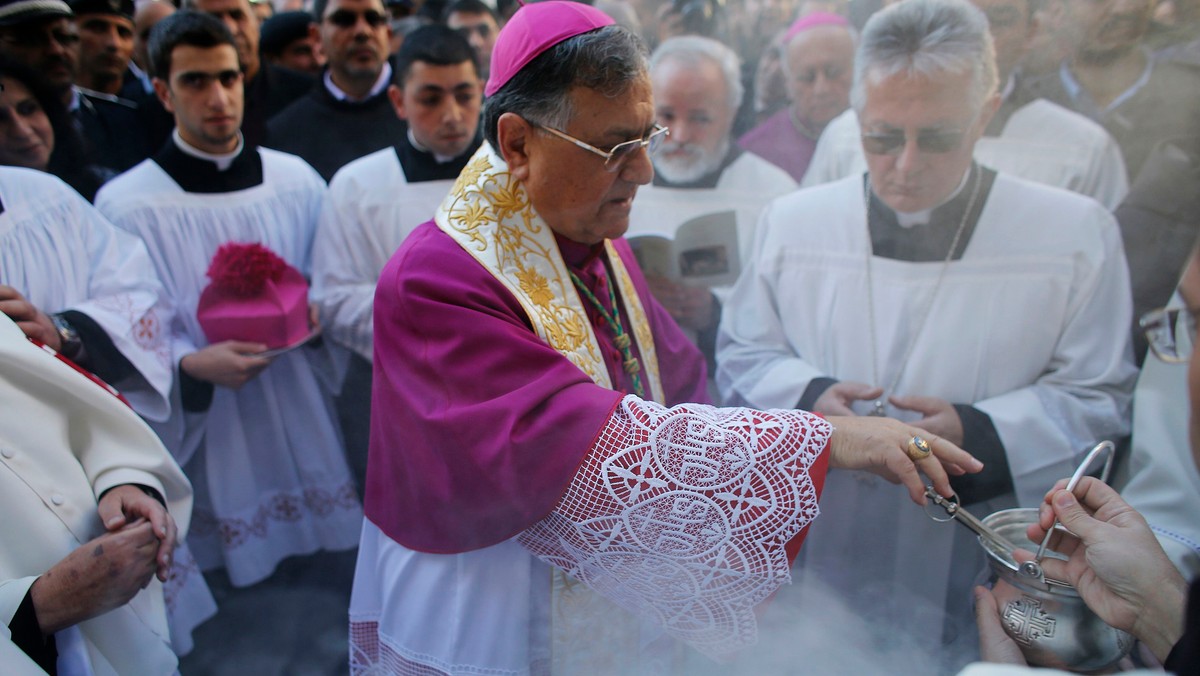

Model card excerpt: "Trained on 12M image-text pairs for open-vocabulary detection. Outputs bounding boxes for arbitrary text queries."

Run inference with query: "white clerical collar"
[407,127,458,164]
[172,129,245,171]
[892,168,971,228]
[324,61,393,102]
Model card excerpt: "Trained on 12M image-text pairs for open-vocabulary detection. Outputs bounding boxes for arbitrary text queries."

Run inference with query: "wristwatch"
[51,313,83,359]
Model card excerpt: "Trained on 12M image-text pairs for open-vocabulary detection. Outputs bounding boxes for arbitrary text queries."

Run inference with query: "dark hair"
[0,54,108,200]
[482,25,647,149]
[259,10,316,58]
[393,24,478,86]
[442,0,498,24]
[148,10,238,79]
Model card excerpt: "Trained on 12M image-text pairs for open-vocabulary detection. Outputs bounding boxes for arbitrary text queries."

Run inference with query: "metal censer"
[923,442,1133,671]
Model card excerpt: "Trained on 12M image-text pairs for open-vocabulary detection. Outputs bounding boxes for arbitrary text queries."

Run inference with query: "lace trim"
[349,620,550,676]
[519,396,830,659]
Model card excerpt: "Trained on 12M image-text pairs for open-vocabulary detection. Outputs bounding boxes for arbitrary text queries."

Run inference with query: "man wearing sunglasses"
[719,0,1135,661]
[265,0,405,179]
[803,0,1129,212]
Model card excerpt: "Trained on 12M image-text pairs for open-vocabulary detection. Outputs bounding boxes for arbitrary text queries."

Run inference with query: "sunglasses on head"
[860,129,967,155]
[326,9,388,27]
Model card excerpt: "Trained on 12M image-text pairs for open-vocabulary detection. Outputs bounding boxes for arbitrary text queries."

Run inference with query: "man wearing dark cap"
[260,10,325,75]
[72,0,135,97]
[0,0,78,95]
[348,2,978,672]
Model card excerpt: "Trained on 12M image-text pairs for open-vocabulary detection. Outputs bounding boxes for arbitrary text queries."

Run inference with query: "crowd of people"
[0,0,1197,672]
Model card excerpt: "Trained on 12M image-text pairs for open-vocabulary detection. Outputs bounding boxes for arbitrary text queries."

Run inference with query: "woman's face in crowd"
[0,77,54,171]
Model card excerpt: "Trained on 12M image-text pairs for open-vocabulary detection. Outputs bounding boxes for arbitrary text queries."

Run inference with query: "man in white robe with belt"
[717,0,1136,660]
[801,0,1130,211]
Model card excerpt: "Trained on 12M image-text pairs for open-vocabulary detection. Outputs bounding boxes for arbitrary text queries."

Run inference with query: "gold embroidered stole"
[435,143,664,403]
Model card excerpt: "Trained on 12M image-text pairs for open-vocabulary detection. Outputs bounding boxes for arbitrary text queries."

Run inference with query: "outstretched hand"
[826,415,982,504]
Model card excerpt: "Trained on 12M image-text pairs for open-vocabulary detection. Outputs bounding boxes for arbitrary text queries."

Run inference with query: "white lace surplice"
[0,166,173,421]
[350,397,829,674]
[313,147,457,361]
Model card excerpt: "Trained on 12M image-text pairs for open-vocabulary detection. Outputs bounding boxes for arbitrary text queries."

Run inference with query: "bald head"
[782,21,855,133]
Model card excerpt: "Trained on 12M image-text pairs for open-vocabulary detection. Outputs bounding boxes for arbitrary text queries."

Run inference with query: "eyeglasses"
[535,123,669,172]
[1140,307,1197,363]
[861,128,967,155]
[326,9,388,28]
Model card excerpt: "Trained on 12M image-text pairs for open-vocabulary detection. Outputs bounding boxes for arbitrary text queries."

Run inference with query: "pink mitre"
[784,11,850,43]
[484,0,616,97]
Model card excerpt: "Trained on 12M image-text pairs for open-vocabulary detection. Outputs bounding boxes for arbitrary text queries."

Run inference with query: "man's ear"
[387,83,406,120]
[152,77,174,114]
[497,112,533,180]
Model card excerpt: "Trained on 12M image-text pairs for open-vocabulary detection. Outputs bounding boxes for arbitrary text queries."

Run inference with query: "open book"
[626,210,739,287]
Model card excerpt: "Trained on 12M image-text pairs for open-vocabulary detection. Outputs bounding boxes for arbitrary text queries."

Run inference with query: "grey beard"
[652,137,730,184]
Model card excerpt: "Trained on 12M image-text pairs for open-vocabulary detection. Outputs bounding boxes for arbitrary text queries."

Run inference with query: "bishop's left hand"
[98,484,178,582]
[889,394,964,447]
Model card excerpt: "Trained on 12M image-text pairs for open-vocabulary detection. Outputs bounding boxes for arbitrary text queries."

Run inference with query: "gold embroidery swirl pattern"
[436,144,611,388]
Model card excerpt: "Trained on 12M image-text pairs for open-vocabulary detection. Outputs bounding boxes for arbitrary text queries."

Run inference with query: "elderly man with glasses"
[349,2,983,673]
[717,0,1136,663]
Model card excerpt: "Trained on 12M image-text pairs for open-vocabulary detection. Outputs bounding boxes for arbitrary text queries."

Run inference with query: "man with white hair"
[629,35,796,363]
[802,0,1130,210]
[718,0,1135,656]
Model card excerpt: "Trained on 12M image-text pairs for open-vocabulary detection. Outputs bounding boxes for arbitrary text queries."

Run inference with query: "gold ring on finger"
[906,435,932,461]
